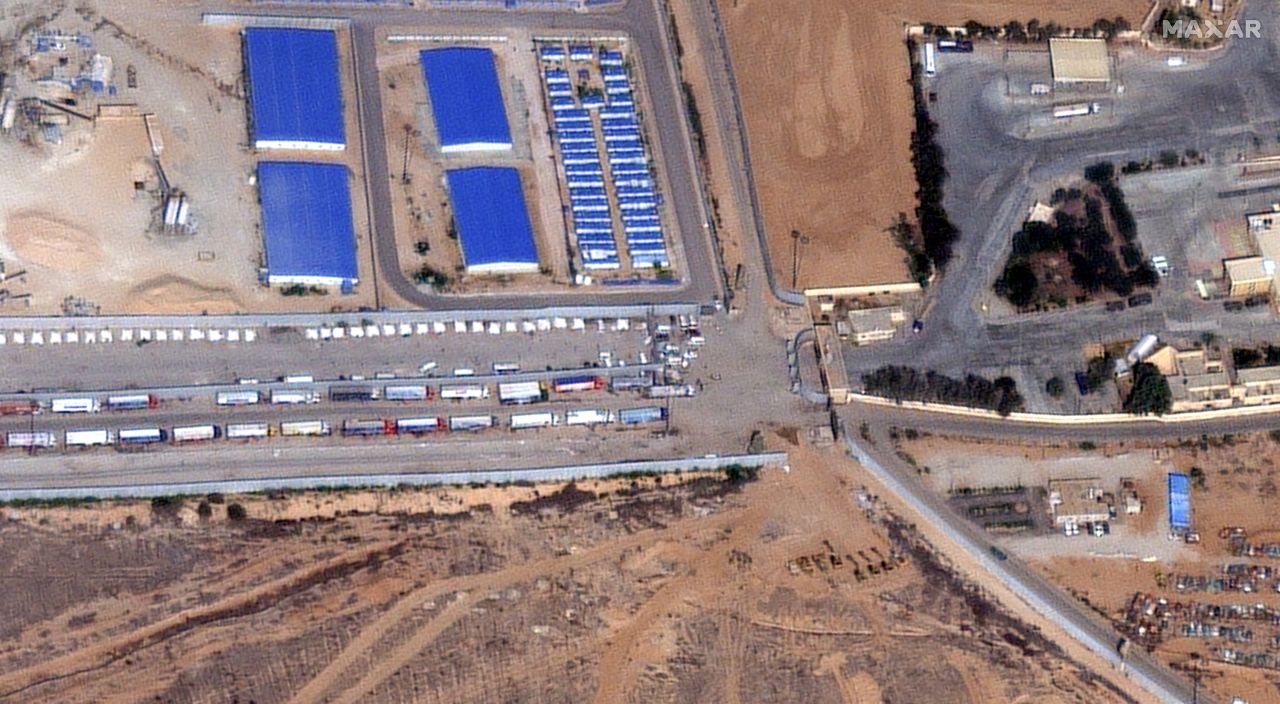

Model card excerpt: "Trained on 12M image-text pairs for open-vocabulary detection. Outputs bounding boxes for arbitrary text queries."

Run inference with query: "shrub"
[227,503,248,521]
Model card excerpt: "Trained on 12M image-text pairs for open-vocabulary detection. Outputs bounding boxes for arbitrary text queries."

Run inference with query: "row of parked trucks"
[2,407,668,450]
[13,376,623,417]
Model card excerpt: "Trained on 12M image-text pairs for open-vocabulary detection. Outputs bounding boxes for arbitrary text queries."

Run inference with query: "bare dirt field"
[718,0,1154,291]
[0,2,380,315]
[0,440,1144,703]
[900,430,1280,703]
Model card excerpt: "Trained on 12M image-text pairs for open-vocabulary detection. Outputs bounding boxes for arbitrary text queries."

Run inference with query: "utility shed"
[257,162,358,287]
[243,28,345,150]
[420,48,513,153]
[1049,38,1110,85]
[445,167,539,274]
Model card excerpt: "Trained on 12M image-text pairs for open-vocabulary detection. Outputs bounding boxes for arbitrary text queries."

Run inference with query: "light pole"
[791,230,809,290]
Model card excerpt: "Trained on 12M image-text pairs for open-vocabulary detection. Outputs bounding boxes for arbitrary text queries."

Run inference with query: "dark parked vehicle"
[1127,293,1153,307]
[1224,300,1245,312]
[1105,300,1126,312]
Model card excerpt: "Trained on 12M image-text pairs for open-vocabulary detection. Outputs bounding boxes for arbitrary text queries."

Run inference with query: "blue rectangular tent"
[445,167,539,274]
[421,48,513,152]
[257,162,358,286]
[244,28,345,150]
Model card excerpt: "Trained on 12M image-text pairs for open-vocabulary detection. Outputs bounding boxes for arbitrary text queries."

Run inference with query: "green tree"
[1046,376,1066,398]
[227,502,248,521]
[1124,362,1172,416]
[997,261,1040,308]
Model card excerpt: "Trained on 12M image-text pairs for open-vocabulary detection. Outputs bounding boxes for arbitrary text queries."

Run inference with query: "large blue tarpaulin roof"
[258,162,358,284]
[445,167,539,273]
[420,48,512,151]
[244,28,345,149]
[1168,473,1191,532]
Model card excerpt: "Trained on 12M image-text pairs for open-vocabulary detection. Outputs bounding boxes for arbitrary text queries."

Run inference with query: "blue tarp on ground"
[1168,472,1192,533]
[445,167,539,273]
[257,162,358,285]
[244,28,345,149]
[421,48,512,151]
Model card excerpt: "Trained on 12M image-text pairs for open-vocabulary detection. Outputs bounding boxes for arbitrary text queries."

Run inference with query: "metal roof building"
[257,162,359,287]
[243,28,345,151]
[1048,38,1110,84]
[421,48,513,153]
[1168,472,1192,535]
[445,167,540,274]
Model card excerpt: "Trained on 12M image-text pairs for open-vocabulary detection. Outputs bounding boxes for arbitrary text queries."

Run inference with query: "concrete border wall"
[850,392,1280,425]
[201,13,352,28]
[0,452,786,501]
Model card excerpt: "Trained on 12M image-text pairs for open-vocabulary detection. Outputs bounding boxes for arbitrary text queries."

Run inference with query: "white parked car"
[1150,255,1171,277]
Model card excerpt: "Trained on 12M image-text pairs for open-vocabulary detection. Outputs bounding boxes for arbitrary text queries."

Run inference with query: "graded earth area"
[0,442,1144,703]
[718,0,1154,292]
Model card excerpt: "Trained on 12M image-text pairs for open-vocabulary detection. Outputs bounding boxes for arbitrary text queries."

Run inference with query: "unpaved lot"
[0,441,1141,703]
[718,0,1155,291]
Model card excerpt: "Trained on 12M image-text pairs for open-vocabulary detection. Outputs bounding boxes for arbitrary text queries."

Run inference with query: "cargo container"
[0,400,39,416]
[51,397,100,414]
[226,422,270,440]
[647,384,697,398]
[449,414,495,432]
[510,411,557,430]
[280,420,331,437]
[396,416,445,434]
[342,418,395,437]
[172,424,219,443]
[384,385,430,401]
[66,429,113,447]
[553,375,605,393]
[609,375,651,391]
[271,390,318,405]
[923,42,937,76]
[216,390,260,407]
[937,38,974,52]
[6,431,55,448]
[566,409,613,426]
[283,374,314,384]
[1053,102,1101,119]
[119,427,166,444]
[492,362,521,375]
[330,386,378,403]
[440,384,489,401]
[106,394,158,411]
[618,406,665,425]
[498,381,547,405]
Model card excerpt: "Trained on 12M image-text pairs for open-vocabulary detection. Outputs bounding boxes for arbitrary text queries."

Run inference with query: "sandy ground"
[902,430,1280,703]
[0,438,1147,703]
[0,2,382,315]
[719,0,1155,290]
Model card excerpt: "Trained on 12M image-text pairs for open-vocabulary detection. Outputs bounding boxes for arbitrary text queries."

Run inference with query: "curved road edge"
[843,427,1198,704]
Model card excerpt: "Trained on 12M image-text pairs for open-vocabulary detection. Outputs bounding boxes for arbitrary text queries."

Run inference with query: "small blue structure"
[1168,473,1192,535]
[445,167,539,274]
[257,162,358,286]
[421,48,512,153]
[243,28,345,151]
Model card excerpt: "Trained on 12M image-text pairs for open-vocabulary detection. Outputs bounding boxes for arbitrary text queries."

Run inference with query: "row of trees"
[923,17,1131,43]
[862,366,1025,417]
[906,40,961,277]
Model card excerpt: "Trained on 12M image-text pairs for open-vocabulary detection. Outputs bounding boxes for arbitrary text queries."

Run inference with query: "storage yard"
[898,431,1280,704]
[0,9,379,314]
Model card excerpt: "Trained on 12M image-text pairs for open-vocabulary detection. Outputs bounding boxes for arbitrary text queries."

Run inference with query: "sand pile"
[126,275,245,314]
[3,211,102,272]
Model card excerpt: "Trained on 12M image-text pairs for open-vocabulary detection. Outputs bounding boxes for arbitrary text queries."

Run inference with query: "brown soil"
[0,443,1146,703]
[719,0,1155,291]
[126,274,246,315]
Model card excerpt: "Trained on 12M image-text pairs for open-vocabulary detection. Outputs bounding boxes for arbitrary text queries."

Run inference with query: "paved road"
[846,426,1197,704]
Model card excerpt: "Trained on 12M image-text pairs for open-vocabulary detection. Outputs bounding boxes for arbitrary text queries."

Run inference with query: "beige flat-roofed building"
[1048,478,1111,526]
[1049,38,1110,84]
[845,306,905,346]
[1224,256,1273,298]
[1235,365,1280,405]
